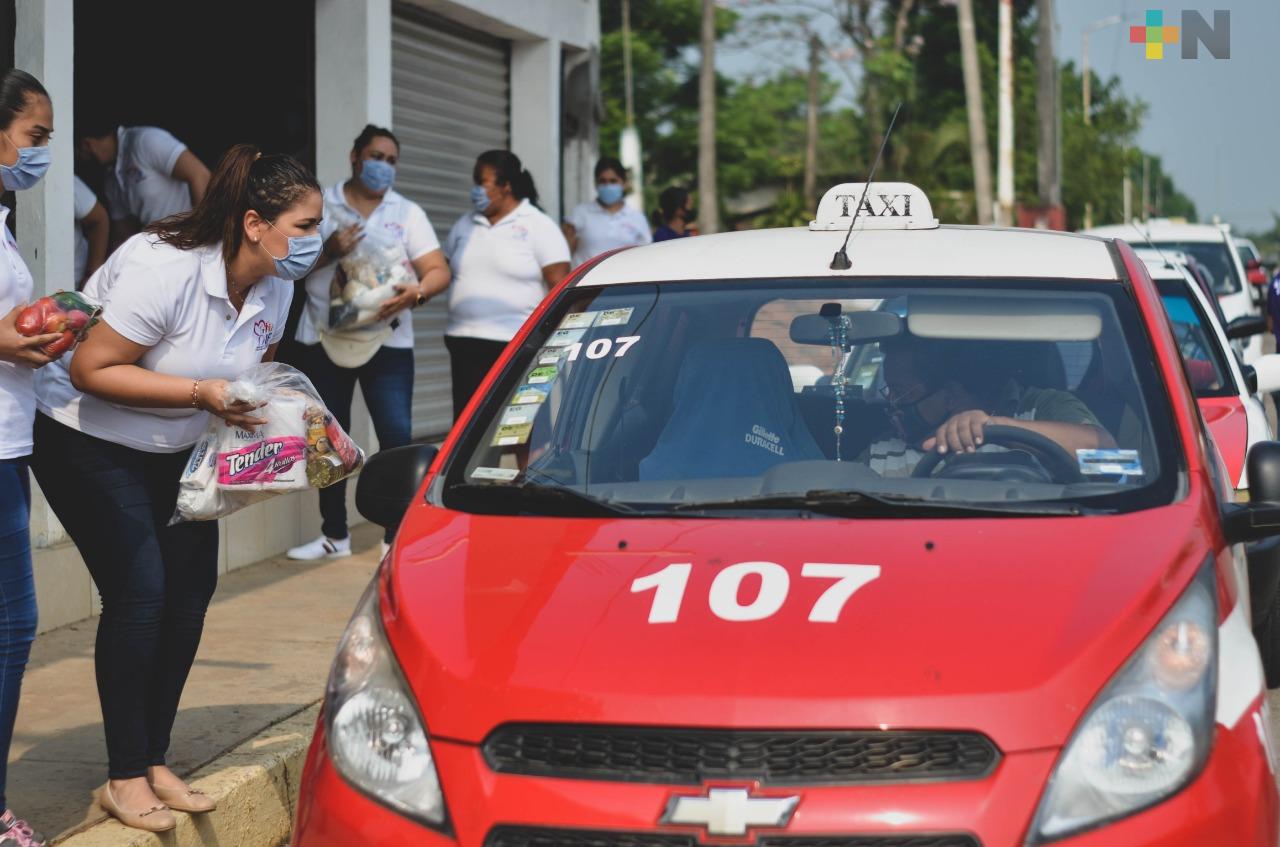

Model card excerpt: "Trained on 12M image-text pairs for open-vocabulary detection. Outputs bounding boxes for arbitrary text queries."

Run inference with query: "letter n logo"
[1181,10,1230,59]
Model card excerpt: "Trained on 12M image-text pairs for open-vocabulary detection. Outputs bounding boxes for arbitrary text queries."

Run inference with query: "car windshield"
[1149,240,1242,295]
[1237,243,1259,264]
[444,278,1180,517]
[1156,278,1235,398]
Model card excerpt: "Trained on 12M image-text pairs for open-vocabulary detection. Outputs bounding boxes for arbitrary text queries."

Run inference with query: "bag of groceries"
[172,363,365,523]
[322,204,416,331]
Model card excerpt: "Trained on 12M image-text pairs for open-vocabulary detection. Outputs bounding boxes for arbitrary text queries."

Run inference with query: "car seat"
[639,338,824,480]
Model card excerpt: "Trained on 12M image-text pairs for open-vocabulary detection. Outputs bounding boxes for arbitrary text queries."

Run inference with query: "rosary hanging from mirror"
[827,315,852,462]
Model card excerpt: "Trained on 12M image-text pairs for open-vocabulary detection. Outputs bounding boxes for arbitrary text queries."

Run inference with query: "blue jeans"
[0,457,37,810]
[300,344,414,543]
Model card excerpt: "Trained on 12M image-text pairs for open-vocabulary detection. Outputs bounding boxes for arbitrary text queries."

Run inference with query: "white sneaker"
[287,535,352,561]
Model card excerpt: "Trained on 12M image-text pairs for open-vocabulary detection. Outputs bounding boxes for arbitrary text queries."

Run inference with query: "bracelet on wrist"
[191,379,201,409]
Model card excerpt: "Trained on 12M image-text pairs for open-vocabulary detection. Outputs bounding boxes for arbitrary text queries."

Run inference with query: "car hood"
[386,499,1211,753]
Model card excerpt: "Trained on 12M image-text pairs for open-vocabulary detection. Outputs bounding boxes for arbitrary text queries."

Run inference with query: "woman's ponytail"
[149,143,319,263]
[517,168,540,208]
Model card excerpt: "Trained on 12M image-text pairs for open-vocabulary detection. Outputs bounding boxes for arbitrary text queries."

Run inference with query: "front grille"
[485,828,981,847]
[483,725,999,785]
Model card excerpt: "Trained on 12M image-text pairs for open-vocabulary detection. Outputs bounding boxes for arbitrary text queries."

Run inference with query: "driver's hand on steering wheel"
[923,409,1007,454]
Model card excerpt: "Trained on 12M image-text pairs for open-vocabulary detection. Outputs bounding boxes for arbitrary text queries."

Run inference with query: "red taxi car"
[294,183,1280,846]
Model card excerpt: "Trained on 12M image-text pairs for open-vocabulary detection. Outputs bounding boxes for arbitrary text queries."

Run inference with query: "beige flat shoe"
[98,783,176,832]
[149,782,216,814]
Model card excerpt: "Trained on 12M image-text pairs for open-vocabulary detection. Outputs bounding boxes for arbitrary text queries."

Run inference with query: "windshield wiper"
[665,489,1087,518]
[446,482,637,517]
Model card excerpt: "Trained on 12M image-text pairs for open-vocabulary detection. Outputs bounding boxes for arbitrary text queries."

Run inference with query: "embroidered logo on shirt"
[253,319,273,351]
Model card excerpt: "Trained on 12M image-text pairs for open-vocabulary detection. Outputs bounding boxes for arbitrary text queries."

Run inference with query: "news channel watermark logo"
[1130,9,1230,60]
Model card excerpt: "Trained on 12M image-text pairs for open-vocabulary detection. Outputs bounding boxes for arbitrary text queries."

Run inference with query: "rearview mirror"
[355,443,439,532]
[790,310,902,346]
[1226,315,1267,340]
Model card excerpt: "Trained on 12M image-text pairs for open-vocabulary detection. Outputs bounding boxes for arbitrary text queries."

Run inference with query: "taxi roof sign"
[809,182,939,232]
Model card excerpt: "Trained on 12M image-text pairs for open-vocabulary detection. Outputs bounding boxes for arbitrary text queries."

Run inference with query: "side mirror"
[1225,314,1266,340]
[1223,442,1280,543]
[355,443,439,532]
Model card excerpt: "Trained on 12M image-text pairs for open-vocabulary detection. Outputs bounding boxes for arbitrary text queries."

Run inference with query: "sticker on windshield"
[1076,448,1143,476]
[558,311,599,329]
[512,384,550,405]
[471,466,519,481]
[598,307,634,326]
[492,422,533,446]
[499,405,536,426]
[536,347,570,366]
[526,365,559,384]
[546,327,588,347]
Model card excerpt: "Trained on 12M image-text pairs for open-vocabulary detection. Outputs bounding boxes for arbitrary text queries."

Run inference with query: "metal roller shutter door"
[392,6,510,439]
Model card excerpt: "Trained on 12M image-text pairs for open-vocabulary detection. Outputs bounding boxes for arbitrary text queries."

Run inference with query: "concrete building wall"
[19,0,598,634]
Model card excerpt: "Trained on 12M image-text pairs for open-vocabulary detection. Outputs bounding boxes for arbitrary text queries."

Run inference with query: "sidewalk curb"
[54,703,320,847]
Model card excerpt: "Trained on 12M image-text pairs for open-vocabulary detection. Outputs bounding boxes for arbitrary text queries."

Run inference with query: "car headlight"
[325,577,447,828]
[1029,561,1217,843]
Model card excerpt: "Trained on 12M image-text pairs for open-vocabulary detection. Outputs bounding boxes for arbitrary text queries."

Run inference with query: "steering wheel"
[911,424,1083,484]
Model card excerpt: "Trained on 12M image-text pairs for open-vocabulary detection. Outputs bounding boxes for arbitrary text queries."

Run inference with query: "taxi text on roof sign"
[809,182,939,232]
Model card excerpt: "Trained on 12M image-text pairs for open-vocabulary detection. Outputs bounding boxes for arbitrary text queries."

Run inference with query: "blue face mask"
[262,220,323,280]
[0,136,50,191]
[359,158,395,193]
[471,184,491,213]
[597,183,625,206]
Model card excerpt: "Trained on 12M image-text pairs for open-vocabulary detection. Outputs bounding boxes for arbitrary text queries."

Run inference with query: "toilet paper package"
[172,363,365,522]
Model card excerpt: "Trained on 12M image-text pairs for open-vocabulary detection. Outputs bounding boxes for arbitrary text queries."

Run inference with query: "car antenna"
[1130,218,1175,270]
[830,101,903,271]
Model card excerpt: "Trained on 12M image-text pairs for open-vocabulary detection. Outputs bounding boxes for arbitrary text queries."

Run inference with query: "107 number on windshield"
[630,562,880,624]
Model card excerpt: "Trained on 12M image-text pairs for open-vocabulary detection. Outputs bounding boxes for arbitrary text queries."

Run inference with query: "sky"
[719,1,1279,234]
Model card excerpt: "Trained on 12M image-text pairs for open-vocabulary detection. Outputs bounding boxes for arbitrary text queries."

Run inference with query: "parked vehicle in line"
[295,184,1280,847]
[1085,220,1262,364]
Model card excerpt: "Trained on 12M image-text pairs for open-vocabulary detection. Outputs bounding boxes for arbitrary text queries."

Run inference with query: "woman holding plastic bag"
[288,124,449,562]
[32,145,321,832]
[0,67,60,847]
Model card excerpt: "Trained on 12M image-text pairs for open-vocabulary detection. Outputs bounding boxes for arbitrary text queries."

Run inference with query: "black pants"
[445,335,508,422]
[297,344,414,543]
[32,414,218,780]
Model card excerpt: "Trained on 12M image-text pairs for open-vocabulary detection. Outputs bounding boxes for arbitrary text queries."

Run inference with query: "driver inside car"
[865,338,1116,478]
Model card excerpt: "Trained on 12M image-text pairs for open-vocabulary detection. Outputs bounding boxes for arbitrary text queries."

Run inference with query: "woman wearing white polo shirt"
[288,124,450,561]
[444,150,571,418]
[33,145,321,833]
[561,156,651,266]
[76,121,211,246]
[0,67,61,847]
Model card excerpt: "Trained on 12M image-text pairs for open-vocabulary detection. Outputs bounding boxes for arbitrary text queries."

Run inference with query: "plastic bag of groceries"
[323,204,417,331]
[172,363,365,523]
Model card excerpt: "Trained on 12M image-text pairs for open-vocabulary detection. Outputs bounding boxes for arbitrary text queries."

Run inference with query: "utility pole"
[996,0,1014,226]
[1082,15,1122,126]
[803,34,821,206]
[1122,146,1132,222]
[1142,155,1150,222]
[957,0,993,224]
[619,0,644,211]
[1035,0,1060,212]
[697,0,720,234]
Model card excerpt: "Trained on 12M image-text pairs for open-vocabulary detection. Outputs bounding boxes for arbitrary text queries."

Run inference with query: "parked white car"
[1086,220,1262,364]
